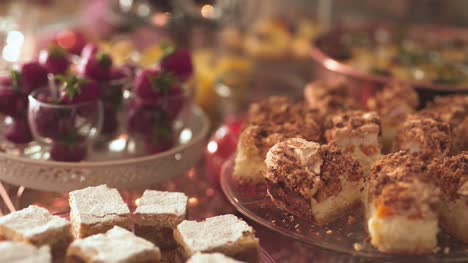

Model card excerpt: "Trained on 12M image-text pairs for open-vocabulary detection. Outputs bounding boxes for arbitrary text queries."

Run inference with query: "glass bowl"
[28,88,103,162]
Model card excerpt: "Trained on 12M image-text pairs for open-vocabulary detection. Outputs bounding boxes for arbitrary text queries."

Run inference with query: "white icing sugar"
[70,226,159,262]
[0,205,69,239]
[177,214,253,253]
[0,242,51,263]
[135,190,188,217]
[188,252,244,263]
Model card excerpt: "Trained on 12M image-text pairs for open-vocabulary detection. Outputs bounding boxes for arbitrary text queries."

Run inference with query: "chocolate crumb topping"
[265,139,362,202]
[393,113,455,159]
[367,81,419,124]
[367,151,440,218]
[429,152,468,201]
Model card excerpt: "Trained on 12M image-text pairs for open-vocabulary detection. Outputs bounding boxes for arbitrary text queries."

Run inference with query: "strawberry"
[160,47,193,82]
[19,62,48,95]
[77,52,112,81]
[38,46,71,75]
[5,118,33,144]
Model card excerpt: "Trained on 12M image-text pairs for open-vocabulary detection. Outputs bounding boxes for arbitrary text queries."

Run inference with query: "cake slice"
[134,190,188,248]
[174,214,259,263]
[365,151,440,254]
[392,113,454,159]
[264,138,363,225]
[423,95,468,152]
[429,152,468,244]
[324,110,382,174]
[233,96,321,183]
[187,252,245,263]
[0,242,51,263]
[0,205,72,256]
[367,81,419,152]
[304,80,361,123]
[69,185,131,238]
[66,226,161,263]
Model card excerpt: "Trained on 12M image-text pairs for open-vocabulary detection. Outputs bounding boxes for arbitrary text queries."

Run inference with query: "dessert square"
[0,242,51,263]
[0,205,72,255]
[324,110,382,174]
[134,190,188,248]
[365,151,440,254]
[367,81,419,152]
[392,113,455,159]
[69,185,131,238]
[234,96,321,183]
[304,80,361,123]
[429,152,468,244]
[174,214,259,263]
[423,95,468,152]
[264,138,363,225]
[66,226,161,263]
[187,252,244,263]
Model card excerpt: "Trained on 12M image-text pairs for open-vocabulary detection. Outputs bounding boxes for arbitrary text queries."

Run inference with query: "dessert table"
[0,159,353,263]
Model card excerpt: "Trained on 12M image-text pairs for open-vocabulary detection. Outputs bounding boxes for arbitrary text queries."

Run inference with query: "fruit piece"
[127,101,159,134]
[77,52,112,81]
[161,87,186,120]
[143,122,174,154]
[5,118,33,144]
[160,47,193,82]
[134,69,177,100]
[80,43,98,60]
[19,62,48,94]
[58,76,100,104]
[50,140,87,162]
[38,46,71,75]
[0,86,27,118]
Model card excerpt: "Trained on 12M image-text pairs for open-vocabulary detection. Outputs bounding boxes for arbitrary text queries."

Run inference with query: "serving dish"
[221,158,468,262]
[310,24,468,105]
[0,105,209,192]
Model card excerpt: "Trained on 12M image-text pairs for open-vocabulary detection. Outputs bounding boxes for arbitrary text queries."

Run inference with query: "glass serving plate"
[220,158,468,262]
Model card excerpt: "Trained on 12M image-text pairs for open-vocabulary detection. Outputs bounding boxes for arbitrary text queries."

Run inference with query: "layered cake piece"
[187,252,245,263]
[304,80,361,123]
[174,214,259,263]
[0,205,72,255]
[367,81,419,151]
[324,110,382,174]
[234,96,321,183]
[134,190,188,248]
[0,242,51,263]
[429,152,468,244]
[392,113,454,159]
[365,151,440,254]
[423,95,468,152]
[264,138,363,225]
[66,226,161,263]
[69,185,131,238]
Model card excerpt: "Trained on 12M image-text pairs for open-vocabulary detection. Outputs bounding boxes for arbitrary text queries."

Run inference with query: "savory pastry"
[423,95,468,152]
[429,152,468,244]
[304,80,361,123]
[324,110,382,174]
[392,113,454,159]
[0,241,51,263]
[264,138,363,225]
[233,96,321,183]
[134,190,188,248]
[174,214,259,263]
[367,81,419,152]
[69,185,131,238]
[66,226,161,263]
[0,205,72,256]
[365,151,440,254]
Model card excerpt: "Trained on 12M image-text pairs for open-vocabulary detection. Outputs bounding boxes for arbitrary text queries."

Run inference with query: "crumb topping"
[429,152,468,201]
[393,113,454,159]
[324,110,382,141]
[367,81,419,124]
[240,98,321,156]
[304,80,361,122]
[367,151,440,218]
[265,138,362,202]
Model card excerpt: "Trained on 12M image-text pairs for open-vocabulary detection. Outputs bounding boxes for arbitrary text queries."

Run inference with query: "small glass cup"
[28,88,103,162]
